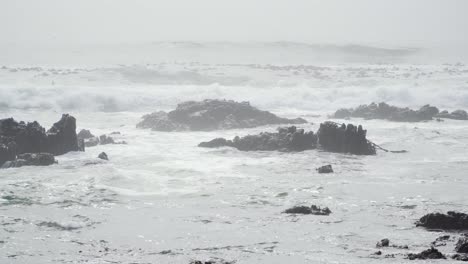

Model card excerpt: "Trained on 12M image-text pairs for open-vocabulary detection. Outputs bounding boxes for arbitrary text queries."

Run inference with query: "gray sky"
[1,0,467,47]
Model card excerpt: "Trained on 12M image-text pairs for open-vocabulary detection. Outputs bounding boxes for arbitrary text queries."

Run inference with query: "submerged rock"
[77,129,94,140]
[333,102,440,122]
[199,126,317,152]
[98,152,108,161]
[1,153,55,168]
[283,205,331,215]
[407,247,445,260]
[137,99,307,131]
[317,164,333,174]
[317,121,376,155]
[417,211,468,230]
[79,131,125,148]
[0,114,82,166]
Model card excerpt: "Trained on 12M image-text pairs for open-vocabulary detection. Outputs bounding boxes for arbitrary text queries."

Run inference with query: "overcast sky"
[1,0,467,47]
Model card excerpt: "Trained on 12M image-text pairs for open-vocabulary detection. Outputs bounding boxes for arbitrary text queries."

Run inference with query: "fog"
[1,0,467,48]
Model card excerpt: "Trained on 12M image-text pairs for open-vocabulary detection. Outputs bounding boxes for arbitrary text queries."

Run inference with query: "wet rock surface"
[317,121,376,155]
[0,114,82,166]
[137,99,307,131]
[283,205,331,215]
[317,164,333,174]
[417,211,468,230]
[1,153,56,168]
[407,247,446,260]
[376,238,390,248]
[199,126,317,152]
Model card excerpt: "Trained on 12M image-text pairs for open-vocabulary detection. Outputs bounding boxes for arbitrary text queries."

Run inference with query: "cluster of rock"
[137,99,307,131]
[1,153,56,168]
[333,102,468,122]
[0,114,83,168]
[77,129,125,147]
[199,122,376,155]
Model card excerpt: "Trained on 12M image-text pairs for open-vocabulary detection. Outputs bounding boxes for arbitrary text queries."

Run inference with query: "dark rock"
[199,126,317,152]
[407,247,445,260]
[1,153,55,168]
[45,114,80,155]
[452,254,468,261]
[456,237,468,253]
[77,129,95,140]
[137,99,307,131]
[0,115,82,166]
[417,211,468,230]
[333,102,440,122]
[317,164,333,174]
[437,109,468,120]
[317,121,376,155]
[377,239,390,248]
[98,152,108,161]
[283,205,331,215]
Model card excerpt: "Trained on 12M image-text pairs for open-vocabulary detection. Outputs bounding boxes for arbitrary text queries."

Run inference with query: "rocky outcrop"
[1,153,56,168]
[417,211,468,230]
[317,164,333,173]
[199,122,376,155]
[437,110,468,120]
[0,115,82,166]
[283,205,331,215]
[317,122,376,155]
[407,247,445,260]
[334,102,439,122]
[137,99,307,131]
[334,102,468,122]
[199,126,317,152]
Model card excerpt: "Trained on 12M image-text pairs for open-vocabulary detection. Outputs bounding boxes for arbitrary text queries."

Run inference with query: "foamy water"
[1,43,468,263]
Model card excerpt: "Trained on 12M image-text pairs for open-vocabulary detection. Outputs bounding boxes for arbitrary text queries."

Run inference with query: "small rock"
[283,205,331,215]
[77,129,95,140]
[317,164,333,174]
[377,239,390,248]
[98,152,108,161]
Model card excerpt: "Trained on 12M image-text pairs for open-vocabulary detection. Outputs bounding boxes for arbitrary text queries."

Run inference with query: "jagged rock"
[77,129,95,140]
[83,134,125,148]
[437,110,468,120]
[377,239,390,248]
[407,247,445,260]
[45,114,80,155]
[317,164,333,173]
[1,153,55,168]
[317,121,376,155]
[98,152,108,161]
[432,235,452,247]
[333,102,440,122]
[456,237,468,253]
[283,205,331,215]
[137,99,307,131]
[417,211,468,230]
[199,126,317,152]
[0,115,82,166]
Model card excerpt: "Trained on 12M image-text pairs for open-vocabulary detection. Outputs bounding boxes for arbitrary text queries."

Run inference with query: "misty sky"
[1,0,467,47]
